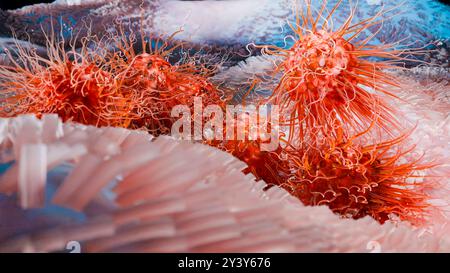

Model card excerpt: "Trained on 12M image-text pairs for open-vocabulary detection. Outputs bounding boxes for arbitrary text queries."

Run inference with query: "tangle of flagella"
[0,25,225,136]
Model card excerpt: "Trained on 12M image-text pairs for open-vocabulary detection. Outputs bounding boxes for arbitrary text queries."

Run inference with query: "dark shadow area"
[0,0,54,11]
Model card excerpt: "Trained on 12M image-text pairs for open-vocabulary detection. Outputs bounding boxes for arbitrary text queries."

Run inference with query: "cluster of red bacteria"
[242,1,434,225]
[0,1,434,225]
[0,30,225,134]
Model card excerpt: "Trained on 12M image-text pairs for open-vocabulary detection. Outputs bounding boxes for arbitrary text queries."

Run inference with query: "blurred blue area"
[0,162,12,174]
[0,162,86,223]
